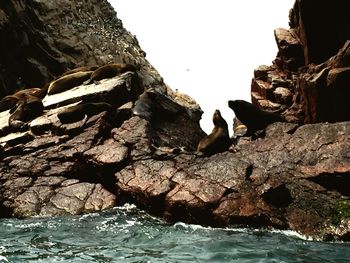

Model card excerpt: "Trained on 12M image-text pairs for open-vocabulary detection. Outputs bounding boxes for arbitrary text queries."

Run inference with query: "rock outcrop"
[0,0,164,97]
[0,0,349,242]
[251,0,350,125]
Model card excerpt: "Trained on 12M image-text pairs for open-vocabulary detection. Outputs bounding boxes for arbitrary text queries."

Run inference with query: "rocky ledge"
[0,73,349,241]
[0,0,349,242]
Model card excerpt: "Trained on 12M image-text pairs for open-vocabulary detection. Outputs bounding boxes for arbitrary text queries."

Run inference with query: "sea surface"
[0,204,349,263]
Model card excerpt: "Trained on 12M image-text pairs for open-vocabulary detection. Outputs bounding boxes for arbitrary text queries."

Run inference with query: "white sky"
[108,0,295,134]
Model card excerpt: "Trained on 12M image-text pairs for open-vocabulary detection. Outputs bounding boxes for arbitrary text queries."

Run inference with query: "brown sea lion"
[228,100,285,136]
[61,65,99,77]
[0,88,43,112]
[47,71,93,95]
[84,63,137,85]
[57,102,114,124]
[197,109,231,156]
[8,94,44,130]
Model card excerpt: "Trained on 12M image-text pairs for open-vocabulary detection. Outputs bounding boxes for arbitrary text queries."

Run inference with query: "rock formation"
[251,0,350,125]
[0,0,349,241]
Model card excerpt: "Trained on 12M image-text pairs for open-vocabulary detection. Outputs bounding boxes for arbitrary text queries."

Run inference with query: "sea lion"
[132,89,185,121]
[8,94,44,130]
[132,90,157,120]
[57,102,114,124]
[47,71,93,95]
[0,88,43,112]
[61,65,99,77]
[197,109,231,156]
[84,63,137,85]
[228,100,285,136]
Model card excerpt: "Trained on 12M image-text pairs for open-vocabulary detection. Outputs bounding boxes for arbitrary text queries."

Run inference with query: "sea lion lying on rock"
[0,88,42,112]
[57,102,114,124]
[47,71,93,95]
[84,63,137,85]
[61,65,99,77]
[8,94,44,130]
[197,109,231,156]
[228,100,285,136]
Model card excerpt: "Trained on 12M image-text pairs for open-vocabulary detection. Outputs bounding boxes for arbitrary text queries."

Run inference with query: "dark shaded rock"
[0,0,164,98]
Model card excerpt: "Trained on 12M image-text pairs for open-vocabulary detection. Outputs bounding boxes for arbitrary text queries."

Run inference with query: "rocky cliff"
[0,0,164,97]
[0,0,349,241]
[252,0,350,125]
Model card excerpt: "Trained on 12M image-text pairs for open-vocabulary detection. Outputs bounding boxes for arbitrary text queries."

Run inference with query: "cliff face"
[251,0,350,125]
[0,0,163,98]
[0,0,349,242]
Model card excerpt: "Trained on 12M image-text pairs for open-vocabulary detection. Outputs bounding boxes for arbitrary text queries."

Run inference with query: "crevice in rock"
[165,200,216,226]
[228,214,272,228]
[0,201,13,218]
[286,124,300,135]
[245,164,254,181]
[309,173,350,197]
[117,182,175,218]
[262,184,293,208]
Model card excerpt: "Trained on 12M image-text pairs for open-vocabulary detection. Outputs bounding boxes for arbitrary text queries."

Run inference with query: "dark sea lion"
[197,109,231,156]
[132,91,157,120]
[61,65,99,77]
[84,63,137,85]
[8,94,44,130]
[57,102,114,124]
[132,89,185,121]
[47,71,93,95]
[228,100,285,136]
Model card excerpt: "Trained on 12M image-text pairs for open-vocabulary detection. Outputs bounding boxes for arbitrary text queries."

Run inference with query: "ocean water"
[0,205,349,263]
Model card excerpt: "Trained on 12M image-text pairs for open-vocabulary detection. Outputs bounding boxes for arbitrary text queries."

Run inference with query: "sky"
[108,0,295,134]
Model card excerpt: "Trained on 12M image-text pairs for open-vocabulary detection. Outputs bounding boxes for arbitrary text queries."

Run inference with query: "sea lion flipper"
[83,79,92,85]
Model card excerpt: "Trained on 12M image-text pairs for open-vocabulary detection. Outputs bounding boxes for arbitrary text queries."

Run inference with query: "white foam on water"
[172,222,318,242]
[173,222,211,231]
[269,229,316,241]
[0,256,8,262]
[118,203,137,211]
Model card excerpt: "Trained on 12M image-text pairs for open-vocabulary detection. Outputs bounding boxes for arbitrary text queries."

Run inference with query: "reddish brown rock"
[251,0,350,125]
[0,0,349,243]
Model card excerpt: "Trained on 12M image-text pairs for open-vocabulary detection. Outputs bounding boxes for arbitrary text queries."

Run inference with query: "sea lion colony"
[0,63,286,156]
[0,63,137,131]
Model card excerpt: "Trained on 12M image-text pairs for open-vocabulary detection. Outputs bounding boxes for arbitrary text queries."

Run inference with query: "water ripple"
[0,205,349,262]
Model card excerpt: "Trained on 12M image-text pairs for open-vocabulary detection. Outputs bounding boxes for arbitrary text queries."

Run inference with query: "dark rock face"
[251,0,350,125]
[0,0,349,242]
[0,0,163,98]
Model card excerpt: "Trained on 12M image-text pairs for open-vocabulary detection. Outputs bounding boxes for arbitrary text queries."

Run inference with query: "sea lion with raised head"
[57,102,114,124]
[197,109,231,156]
[8,94,44,130]
[84,63,137,85]
[47,71,93,95]
[228,100,285,136]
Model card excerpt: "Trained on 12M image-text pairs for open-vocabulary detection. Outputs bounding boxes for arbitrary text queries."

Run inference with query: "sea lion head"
[213,109,228,129]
